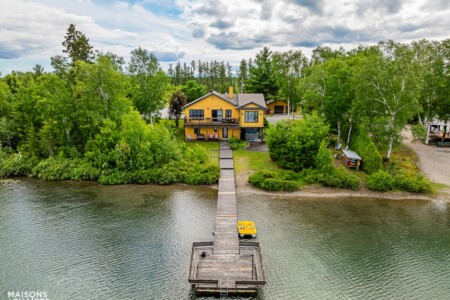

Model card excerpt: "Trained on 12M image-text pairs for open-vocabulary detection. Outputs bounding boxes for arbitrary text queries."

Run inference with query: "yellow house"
[267,99,288,114]
[183,87,266,141]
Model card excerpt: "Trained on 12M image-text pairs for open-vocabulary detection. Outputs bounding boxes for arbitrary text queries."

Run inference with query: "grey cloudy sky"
[0,0,449,74]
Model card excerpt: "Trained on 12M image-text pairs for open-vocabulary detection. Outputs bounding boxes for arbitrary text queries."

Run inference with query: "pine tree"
[62,24,94,65]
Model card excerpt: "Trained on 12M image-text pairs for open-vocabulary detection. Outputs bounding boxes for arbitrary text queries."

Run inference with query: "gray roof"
[220,92,267,109]
[342,149,362,160]
[183,90,266,109]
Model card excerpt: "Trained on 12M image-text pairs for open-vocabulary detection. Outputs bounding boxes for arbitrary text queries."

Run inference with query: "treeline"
[0,24,219,184]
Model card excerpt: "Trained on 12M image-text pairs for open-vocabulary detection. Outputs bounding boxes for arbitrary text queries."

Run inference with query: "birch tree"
[352,42,422,159]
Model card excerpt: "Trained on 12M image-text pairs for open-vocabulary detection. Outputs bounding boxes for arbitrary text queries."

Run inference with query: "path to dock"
[188,141,266,295]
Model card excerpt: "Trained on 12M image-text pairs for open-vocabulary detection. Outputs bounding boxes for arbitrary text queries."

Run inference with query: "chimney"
[228,86,233,99]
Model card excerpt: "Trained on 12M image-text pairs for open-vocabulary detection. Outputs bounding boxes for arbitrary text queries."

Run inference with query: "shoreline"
[2,176,449,202]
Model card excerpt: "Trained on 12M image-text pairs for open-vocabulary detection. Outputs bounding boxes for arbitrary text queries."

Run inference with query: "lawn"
[233,149,280,174]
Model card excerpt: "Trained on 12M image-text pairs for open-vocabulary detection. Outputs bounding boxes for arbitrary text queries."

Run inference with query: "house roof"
[266,99,287,105]
[235,101,267,110]
[182,90,266,110]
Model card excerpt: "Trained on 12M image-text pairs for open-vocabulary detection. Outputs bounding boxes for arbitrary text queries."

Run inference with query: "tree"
[180,80,207,102]
[246,47,278,100]
[352,42,422,159]
[267,113,329,171]
[62,24,94,65]
[128,47,170,124]
[272,50,308,115]
[169,91,187,127]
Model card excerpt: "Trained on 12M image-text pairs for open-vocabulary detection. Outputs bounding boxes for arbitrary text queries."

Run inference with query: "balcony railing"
[184,117,239,125]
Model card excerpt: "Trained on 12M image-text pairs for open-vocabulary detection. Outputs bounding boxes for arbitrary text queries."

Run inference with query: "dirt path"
[402,127,450,186]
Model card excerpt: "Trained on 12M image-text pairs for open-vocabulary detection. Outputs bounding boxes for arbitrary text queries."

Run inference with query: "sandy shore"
[235,173,450,202]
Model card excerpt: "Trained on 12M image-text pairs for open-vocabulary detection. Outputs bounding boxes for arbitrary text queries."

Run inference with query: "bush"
[394,173,432,193]
[351,132,382,174]
[316,140,334,172]
[366,170,394,191]
[32,157,100,181]
[302,167,360,190]
[229,136,247,150]
[183,144,208,163]
[0,153,39,177]
[267,113,329,171]
[248,170,299,191]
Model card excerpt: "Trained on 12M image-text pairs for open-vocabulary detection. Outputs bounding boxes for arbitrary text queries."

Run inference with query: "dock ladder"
[219,278,229,298]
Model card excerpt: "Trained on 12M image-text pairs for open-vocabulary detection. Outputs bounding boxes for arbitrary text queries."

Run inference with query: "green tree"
[62,24,94,65]
[352,42,422,159]
[267,113,329,171]
[128,47,170,124]
[180,80,207,102]
[246,47,278,100]
[169,90,187,127]
[272,50,308,115]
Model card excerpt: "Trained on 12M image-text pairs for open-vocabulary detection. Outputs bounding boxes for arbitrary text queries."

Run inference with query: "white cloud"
[0,0,449,75]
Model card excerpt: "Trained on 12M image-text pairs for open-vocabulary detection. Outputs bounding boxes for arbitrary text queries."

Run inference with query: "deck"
[188,141,266,296]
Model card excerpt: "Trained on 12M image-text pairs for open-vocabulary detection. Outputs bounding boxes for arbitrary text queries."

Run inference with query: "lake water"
[1,179,449,299]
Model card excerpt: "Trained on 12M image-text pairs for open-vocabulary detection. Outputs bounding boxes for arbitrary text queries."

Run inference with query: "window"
[225,110,232,119]
[245,111,259,123]
[194,127,200,134]
[189,109,204,119]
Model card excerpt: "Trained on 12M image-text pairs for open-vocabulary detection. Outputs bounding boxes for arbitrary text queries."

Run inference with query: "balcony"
[184,117,239,126]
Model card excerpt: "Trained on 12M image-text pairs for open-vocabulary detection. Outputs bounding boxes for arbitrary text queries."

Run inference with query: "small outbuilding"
[266,100,288,114]
[342,149,362,170]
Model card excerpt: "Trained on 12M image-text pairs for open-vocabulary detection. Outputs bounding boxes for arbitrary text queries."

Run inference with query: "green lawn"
[233,149,280,174]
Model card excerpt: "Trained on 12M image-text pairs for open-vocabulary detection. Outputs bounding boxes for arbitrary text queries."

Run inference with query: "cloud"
[179,0,450,51]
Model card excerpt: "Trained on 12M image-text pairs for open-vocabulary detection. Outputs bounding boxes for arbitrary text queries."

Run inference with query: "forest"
[0,24,449,188]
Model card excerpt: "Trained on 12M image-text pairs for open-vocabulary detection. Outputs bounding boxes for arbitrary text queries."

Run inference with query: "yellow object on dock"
[238,221,257,238]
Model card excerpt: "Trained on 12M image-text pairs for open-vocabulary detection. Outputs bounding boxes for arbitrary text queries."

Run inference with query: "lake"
[1,179,449,299]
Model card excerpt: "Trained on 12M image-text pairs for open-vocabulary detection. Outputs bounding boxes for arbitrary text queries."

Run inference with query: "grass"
[233,149,280,174]
[385,143,420,175]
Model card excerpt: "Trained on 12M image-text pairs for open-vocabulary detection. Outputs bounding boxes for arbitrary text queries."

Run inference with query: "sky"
[0,0,449,75]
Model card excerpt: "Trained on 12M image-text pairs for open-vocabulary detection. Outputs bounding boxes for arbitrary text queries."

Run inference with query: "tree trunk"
[337,121,341,147]
[386,135,394,159]
[175,117,179,127]
[346,121,352,148]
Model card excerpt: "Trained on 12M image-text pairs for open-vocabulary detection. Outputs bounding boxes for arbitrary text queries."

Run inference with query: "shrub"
[229,136,247,150]
[267,113,329,171]
[0,153,39,177]
[301,167,360,190]
[183,144,208,163]
[98,170,132,185]
[366,170,394,191]
[394,173,432,193]
[316,140,334,172]
[351,132,382,174]
[248,170,299,191]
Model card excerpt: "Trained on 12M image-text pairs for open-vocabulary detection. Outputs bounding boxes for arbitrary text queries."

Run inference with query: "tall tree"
[62,24,94,65]
[128,47,170,124]
[246,47,278,100]
[352,42,422,159]
[169,91,187,127]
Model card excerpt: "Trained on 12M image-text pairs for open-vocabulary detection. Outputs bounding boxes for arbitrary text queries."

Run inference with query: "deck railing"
[185,117,239,125]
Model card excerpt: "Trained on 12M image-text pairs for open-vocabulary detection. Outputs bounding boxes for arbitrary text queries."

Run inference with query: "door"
[274,105,284,114]
[212,110,223,122]
[223,127,228,139]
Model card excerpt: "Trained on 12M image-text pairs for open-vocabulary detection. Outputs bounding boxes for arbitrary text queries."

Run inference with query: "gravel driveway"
[402,127,450,185]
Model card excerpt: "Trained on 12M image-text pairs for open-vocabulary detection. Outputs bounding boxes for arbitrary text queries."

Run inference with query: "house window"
[194,127,200,134]
[225,109,232,119]
[245,111,259,123]
[189,109,204,120]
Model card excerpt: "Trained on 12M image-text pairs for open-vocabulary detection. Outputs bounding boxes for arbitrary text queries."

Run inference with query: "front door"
[212,110,223,122]
[223,127,228,139]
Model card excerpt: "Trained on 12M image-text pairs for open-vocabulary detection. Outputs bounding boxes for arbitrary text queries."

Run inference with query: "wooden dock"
[188,141,266,296]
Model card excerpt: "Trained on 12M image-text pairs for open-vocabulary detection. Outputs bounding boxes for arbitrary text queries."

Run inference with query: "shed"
[342,150,362,170]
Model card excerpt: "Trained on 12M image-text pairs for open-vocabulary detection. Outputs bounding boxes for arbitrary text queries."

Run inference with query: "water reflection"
[0,180,449,299]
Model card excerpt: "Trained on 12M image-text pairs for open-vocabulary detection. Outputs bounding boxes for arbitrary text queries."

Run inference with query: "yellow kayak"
[238,220,257,238]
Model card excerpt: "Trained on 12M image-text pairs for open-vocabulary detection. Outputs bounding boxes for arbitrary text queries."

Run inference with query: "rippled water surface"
[1,179,449,299]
